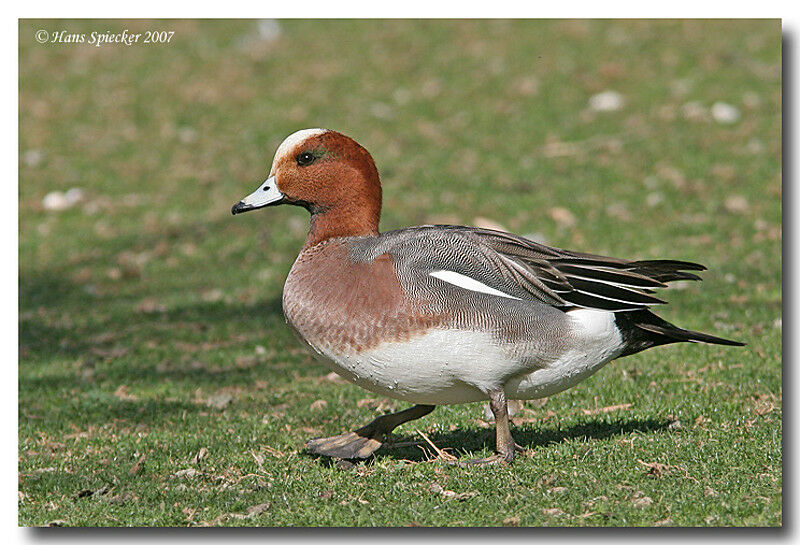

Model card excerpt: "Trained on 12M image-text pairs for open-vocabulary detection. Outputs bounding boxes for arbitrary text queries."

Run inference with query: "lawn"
[19,19,781,526]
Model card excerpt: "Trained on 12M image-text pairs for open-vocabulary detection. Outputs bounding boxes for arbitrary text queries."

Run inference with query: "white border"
[7,7,793,541]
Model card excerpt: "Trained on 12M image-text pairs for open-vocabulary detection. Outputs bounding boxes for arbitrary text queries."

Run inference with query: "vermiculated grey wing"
[361,225,705,313]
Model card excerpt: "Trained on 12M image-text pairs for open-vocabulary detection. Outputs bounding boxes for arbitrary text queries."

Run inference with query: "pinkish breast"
[282,239,443,354]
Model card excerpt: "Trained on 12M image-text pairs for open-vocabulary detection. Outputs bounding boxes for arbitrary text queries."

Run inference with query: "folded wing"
[398,225,706,313]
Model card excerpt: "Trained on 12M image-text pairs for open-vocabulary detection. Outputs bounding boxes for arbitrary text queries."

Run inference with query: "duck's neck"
[303,204,380,250]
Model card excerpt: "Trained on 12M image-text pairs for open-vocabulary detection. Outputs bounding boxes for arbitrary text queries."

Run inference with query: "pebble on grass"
[724,195,750,214]
[42,188,84,211]
[256,20,281,41]
[588,90,624,112]
[548,207,576,227]
[711,102,741,124]
[22,149,44,167]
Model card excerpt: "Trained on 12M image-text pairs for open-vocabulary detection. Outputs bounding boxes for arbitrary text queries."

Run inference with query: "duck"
[232,128,744,464]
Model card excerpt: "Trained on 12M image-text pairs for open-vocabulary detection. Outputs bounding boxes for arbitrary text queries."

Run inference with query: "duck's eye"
[296,152,315,167]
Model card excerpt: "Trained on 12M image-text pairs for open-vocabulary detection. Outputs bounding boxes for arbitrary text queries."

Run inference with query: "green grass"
[19,19,781,526]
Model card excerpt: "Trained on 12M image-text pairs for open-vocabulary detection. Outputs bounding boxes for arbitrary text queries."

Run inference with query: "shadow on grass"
[19,211,292,360]
[19,249,286,354]
[20,267,294,428]
[304,417,671,465]
[20,265,287,360]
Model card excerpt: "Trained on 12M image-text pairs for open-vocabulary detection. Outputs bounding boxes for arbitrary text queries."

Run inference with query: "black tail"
[615,309,745,357]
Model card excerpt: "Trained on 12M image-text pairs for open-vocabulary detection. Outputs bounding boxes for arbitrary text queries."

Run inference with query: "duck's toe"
[307,432,383,460]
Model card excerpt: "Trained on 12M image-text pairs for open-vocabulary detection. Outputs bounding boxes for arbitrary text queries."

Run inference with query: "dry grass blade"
[581,403,632,415]
[416,430,457,463]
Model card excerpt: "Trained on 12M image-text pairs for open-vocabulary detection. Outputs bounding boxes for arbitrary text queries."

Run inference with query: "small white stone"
[64,188,83,202]
[588,90,624,112]
[724,195,750,214]
[42,188,84,211]
[42,192,66,210]
[548,206,576,227]
[22,149,44,168]
[646,192,664,208]
[711,102,740,124]
[256,19,281,42]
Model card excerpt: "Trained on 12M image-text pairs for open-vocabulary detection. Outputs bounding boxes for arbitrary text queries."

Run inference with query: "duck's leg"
[307,404,435,459]
[489,389,517,463]
[460,389,517,465]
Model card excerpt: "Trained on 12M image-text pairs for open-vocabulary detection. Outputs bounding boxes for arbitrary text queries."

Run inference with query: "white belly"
[311,329,517,404]
[305,309,625,405]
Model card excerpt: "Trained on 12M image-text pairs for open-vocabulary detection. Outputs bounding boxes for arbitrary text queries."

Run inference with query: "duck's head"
[232,129,382,246]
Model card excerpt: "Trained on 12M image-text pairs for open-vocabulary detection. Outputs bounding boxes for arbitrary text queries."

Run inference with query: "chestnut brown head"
[232,129,382,245]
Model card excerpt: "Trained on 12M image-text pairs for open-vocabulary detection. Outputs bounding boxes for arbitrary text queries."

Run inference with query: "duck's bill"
[231,176,285,215]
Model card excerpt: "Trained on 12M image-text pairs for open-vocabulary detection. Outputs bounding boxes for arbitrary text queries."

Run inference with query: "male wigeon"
[232,128,743,464]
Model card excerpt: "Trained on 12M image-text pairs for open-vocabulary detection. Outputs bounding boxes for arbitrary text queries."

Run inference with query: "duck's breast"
[282,239,442,354]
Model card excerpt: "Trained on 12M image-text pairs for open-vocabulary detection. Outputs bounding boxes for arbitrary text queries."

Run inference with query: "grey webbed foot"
[307,432,383,459]
[307,404,435,460]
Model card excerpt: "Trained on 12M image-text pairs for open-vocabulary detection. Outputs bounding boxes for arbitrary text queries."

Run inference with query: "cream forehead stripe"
[270,128,328,174]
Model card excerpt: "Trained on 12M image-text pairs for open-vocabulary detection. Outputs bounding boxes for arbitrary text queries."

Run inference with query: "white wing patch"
[429,270,521,300]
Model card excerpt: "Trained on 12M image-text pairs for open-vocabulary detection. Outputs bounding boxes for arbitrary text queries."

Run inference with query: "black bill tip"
[231,201,252,215]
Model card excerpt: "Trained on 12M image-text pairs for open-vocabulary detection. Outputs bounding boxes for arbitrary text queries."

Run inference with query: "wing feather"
[379,225,706,313]
[429,225,703,312]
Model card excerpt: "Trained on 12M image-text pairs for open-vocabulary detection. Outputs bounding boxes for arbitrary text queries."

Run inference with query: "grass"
[18,19,781,527]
